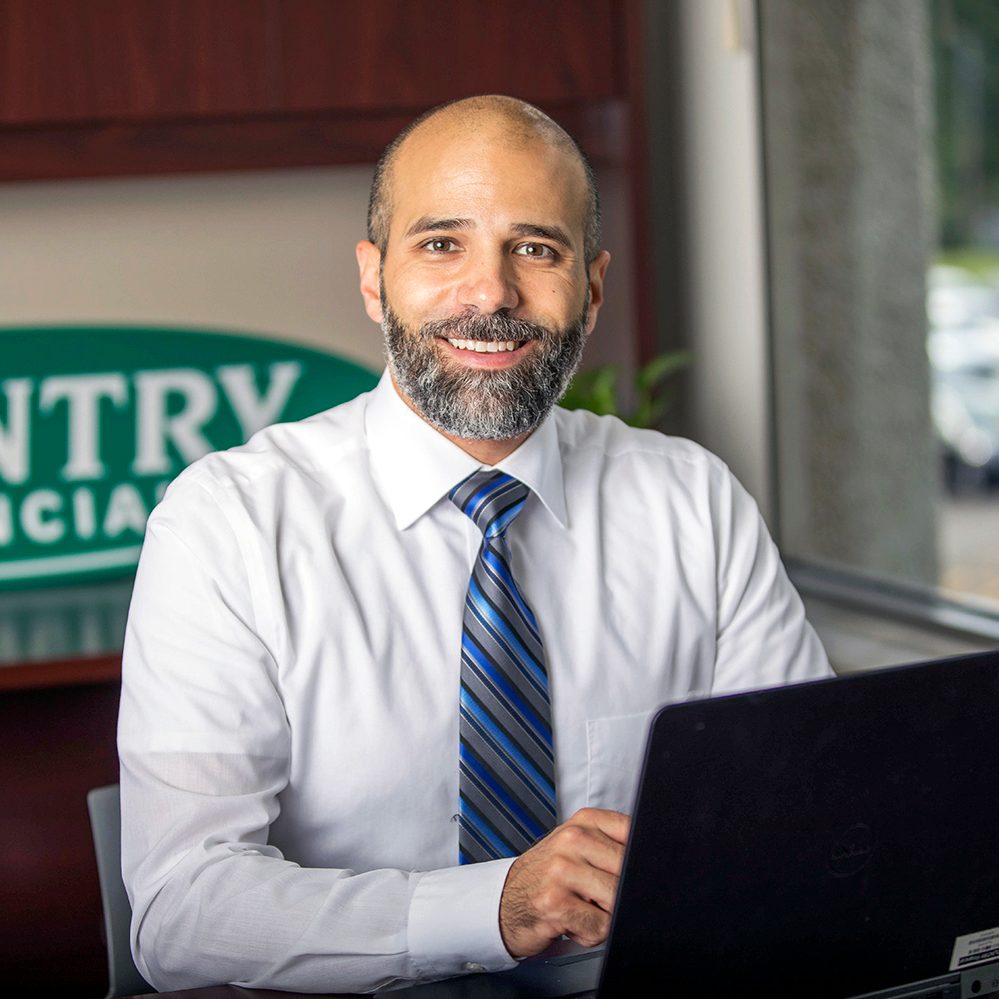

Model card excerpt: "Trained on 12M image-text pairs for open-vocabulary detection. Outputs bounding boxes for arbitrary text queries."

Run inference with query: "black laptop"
[382,649,999,999]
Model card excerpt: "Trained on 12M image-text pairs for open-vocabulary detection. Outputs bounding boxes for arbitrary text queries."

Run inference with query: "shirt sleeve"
[706,460,833,693]
[117,474,517,994]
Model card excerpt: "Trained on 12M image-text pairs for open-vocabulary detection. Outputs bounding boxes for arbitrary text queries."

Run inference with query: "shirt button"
[463,962,486,973]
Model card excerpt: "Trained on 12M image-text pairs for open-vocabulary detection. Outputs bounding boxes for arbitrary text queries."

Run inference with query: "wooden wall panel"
[0,0,632,182]
[0,0,637,181]
[0,680,121,993]
[0,0,622,127]
[0,0,282,124]
[276,0,622,112]
[0,100,627,181]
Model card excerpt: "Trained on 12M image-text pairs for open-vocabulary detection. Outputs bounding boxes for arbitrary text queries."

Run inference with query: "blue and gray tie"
[449,469,557,864]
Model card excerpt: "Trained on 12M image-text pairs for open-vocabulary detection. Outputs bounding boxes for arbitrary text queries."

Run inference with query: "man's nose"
[456,252,520,314]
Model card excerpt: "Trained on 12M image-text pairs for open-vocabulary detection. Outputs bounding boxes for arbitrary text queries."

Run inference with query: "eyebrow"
[404,217,472,239]
[510,222,573,249]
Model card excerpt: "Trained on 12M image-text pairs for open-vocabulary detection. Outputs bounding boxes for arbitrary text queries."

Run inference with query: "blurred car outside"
[928,262,999,491]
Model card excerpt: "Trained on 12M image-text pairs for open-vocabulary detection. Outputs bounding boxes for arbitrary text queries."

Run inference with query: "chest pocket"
[585,709,658,814]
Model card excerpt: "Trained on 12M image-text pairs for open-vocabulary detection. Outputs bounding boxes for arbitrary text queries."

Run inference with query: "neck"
[444,431,530,466]
[390,373,532,465]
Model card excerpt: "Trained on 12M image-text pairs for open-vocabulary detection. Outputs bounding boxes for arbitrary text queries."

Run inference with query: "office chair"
[87,783,155,998]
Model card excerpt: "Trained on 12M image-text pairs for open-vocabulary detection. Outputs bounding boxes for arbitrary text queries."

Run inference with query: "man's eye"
[423,238,458,253]
[514,242,555,259]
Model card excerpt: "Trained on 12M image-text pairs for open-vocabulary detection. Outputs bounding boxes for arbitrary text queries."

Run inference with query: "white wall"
[675,0,772,519]
[1,166,383,367]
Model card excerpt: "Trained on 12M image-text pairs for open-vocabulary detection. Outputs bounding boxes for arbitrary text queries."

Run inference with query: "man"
[118,95,831,993]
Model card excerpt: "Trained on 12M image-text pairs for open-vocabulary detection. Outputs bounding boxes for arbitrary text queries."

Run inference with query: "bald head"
[366,95,601,264]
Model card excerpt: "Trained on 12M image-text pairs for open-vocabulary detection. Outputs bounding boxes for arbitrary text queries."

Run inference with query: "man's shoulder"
[553,405,725,477]
[160,389,372,509]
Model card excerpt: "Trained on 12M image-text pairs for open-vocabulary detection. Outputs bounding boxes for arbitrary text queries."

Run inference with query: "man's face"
[378,280,590,441]
[357,118,610,442]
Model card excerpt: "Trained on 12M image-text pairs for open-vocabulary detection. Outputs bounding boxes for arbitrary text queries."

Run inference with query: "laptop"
[381,649,999,998]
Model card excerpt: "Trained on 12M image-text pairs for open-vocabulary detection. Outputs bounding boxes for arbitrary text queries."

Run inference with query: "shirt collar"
[364,369,568,531]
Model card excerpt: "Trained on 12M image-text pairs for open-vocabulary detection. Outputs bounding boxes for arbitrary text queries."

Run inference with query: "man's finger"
[548,809,630,875]
[564,865,619,914]
[572,807,631,845]
[562,901,612,949]
[554,829,625,883]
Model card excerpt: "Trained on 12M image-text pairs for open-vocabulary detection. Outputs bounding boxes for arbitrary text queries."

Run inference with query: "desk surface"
[125,944,604,999]
[131,991,362,999]
[131,990,370,999]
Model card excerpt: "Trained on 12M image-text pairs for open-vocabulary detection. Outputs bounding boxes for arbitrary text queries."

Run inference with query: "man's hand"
[498,807,631,958]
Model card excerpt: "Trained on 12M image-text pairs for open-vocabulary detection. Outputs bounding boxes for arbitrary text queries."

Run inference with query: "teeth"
[446,338,521,352]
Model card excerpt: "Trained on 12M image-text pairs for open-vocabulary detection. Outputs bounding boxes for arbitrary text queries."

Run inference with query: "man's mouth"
[445,338,526,353]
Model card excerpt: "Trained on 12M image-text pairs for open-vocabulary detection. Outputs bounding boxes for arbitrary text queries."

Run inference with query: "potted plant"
[560,350,692,428]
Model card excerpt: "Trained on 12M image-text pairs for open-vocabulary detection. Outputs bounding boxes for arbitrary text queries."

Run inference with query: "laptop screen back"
[598,650,999,998]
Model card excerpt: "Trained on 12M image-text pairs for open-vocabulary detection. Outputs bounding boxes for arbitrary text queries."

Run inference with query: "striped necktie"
[449,469,557,864]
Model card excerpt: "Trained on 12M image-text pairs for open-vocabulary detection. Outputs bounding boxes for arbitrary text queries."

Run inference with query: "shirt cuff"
[408,858,519,979]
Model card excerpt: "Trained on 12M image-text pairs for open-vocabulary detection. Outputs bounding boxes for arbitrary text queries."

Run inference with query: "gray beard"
[381,303,588,441]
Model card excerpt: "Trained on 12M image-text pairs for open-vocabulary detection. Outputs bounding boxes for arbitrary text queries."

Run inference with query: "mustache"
[419,312,549,343]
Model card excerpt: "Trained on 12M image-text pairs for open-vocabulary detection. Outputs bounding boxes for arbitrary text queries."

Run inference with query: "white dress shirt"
[118,370,831,993]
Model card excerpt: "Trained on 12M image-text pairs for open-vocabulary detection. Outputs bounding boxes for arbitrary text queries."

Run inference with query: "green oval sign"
[0,325,379,590]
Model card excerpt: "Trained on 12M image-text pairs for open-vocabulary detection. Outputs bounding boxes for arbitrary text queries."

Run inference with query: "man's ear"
[584,250,611,336]
[356,240,384,324]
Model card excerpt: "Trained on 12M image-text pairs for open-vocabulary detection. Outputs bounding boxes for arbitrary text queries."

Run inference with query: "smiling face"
[357,104,610,461]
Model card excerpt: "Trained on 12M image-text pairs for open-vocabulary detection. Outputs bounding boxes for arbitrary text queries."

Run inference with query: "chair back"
[87,783,155,997]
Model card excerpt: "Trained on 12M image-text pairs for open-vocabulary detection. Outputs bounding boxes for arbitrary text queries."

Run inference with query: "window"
[758,0,999,631]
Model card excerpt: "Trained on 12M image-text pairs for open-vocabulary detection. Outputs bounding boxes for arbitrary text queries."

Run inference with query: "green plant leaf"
[561,350,691,427]
[635,351,694,391]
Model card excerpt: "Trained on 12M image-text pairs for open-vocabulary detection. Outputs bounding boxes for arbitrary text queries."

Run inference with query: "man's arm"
[118,482,517,993]
[708,460,833,692]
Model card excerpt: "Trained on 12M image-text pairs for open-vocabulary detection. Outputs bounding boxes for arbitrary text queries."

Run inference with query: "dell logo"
[829,823,875,877]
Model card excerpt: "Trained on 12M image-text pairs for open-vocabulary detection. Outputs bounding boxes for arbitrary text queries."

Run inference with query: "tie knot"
[449,469,530,538]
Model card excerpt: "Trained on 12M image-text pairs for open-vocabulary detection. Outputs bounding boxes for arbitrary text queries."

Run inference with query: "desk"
[131,990,364,999]
[130,991,363,999]
[123,956,999,999]
[124,945,604,999]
